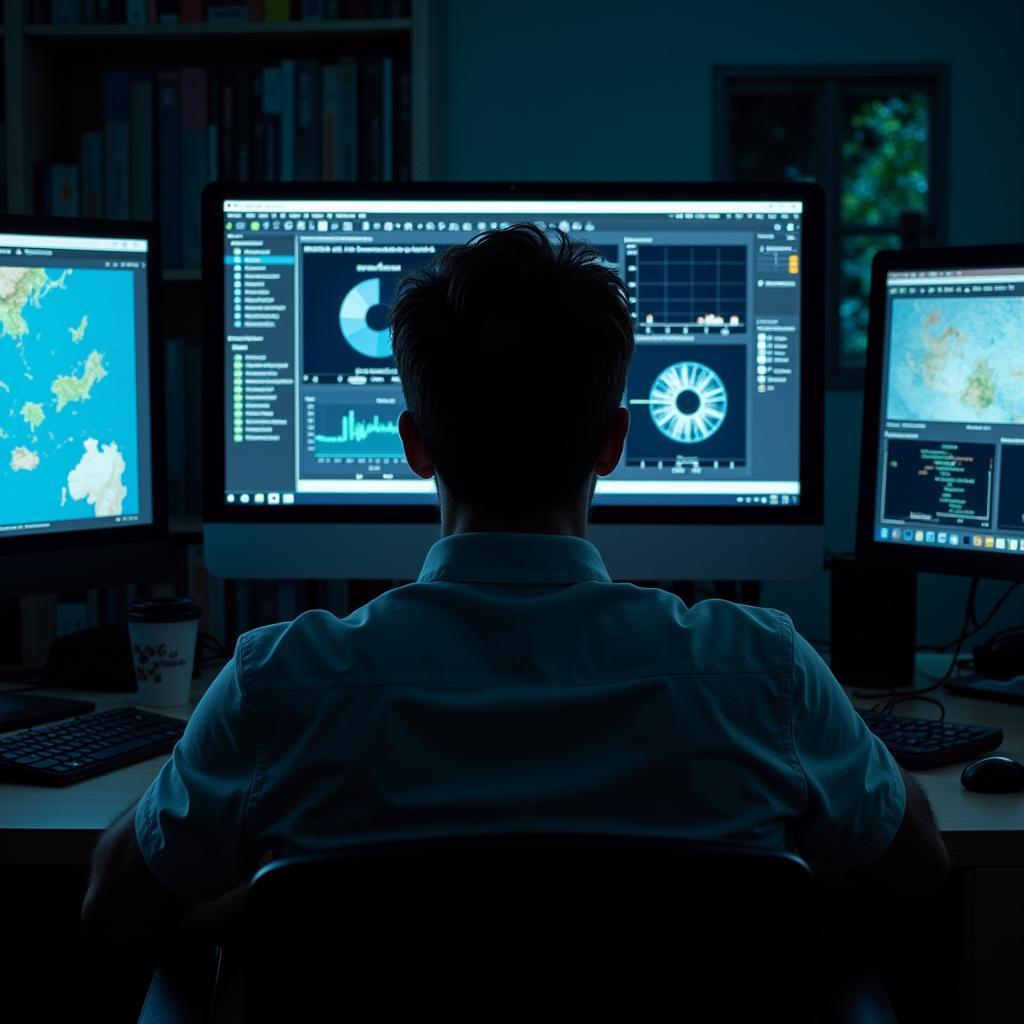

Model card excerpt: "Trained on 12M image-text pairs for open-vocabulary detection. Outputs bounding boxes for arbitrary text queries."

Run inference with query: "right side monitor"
[859,245,1024,578]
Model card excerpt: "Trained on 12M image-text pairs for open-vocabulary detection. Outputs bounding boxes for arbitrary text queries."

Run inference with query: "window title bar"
[0,234,148,252]
[224,199,804,215]
[889,274,1024,287]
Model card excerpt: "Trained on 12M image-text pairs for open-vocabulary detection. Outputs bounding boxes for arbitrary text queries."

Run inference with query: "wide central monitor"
[203,183,823,580]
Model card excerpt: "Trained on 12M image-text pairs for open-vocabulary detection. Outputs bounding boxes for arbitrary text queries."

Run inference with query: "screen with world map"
[872,263,1024,557]
[0,230,153,539]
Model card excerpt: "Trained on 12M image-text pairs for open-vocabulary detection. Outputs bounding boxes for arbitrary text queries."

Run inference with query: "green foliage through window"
[720,73,942,379]
[841,93,929,226]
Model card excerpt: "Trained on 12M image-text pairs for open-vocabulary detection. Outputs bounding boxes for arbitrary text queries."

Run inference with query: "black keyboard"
[0,706,185,786]
[858,709,1003,770]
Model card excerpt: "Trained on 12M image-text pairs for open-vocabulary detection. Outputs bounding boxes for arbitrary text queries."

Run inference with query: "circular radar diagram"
[339,278,393,359]
[649,362,727,443]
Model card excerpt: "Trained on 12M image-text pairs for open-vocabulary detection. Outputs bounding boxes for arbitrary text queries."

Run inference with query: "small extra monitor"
[203,183,824,580]
[858,244,1024,581]
[0,217,165,597]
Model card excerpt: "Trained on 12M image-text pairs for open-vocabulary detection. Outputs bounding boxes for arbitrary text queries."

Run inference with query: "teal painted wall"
[431,0,1024,642]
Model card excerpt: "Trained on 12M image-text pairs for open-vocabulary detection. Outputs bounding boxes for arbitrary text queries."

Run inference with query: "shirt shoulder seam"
[235,632,265,846]
[774,610,809,815]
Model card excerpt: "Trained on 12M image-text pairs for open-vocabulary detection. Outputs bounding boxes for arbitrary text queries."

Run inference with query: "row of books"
[49,570,362,657]
[33,1,410,22]
[37,57,412,268]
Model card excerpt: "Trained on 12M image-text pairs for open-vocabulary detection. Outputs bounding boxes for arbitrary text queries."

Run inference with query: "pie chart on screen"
[339,278,393,359]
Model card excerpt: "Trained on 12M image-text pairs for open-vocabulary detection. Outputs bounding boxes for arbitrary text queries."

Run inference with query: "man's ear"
[595,407,629,477]
[399,410,435,479]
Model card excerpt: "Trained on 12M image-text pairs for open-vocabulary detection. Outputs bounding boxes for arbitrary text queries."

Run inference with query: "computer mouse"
[961,755,1024,794]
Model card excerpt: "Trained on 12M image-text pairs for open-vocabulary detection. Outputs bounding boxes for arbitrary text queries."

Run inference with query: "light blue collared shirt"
[137,533,904,902]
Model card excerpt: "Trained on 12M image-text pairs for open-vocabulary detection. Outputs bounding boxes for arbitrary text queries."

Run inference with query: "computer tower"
[830,553,917,689]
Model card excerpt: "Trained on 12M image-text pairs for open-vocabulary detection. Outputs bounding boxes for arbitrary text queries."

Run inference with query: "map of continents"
[887,297,1024,424]
[0,267,139,529]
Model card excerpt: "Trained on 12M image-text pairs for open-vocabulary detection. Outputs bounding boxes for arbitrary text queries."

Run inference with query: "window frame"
[712,65,950,388]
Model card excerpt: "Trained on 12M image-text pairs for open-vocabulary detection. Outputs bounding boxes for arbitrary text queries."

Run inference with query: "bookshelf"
[3,1,435,223]
[0,5,436,659]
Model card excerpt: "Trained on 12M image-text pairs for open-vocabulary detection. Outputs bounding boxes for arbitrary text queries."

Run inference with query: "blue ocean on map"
[0,268,139,528]
[887,297,1024,424]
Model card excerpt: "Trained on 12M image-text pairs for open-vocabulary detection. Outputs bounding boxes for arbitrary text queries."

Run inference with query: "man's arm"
[81,802,191,955]
[83,649,264,954]
[848,767,949,901]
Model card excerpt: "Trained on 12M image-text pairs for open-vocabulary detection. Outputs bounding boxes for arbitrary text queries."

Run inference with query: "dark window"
[714,68,948,385]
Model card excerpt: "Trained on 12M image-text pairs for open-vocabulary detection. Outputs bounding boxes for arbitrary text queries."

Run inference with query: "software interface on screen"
[0,231,152,537]
[220,198,805,508]
[871,264,1024,556]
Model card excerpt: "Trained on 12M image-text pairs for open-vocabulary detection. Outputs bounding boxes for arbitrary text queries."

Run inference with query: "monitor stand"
[829,553,917,689]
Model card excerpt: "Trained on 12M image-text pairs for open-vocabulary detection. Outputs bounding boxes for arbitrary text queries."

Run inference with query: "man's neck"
[441,499,589,539]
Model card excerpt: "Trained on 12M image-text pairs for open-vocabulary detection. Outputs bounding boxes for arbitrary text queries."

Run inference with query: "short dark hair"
[389,223,634,512]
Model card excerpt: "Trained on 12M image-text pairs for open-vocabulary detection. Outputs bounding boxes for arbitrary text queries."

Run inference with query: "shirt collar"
[418,532,612,585]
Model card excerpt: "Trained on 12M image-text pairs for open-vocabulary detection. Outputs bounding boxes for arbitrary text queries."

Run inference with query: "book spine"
[36,162,48,215]
[130,72,155,220]
[264,0,288,18]
[82,0,97,20]
[104,71,131,219]
[300,0,322,15]
[206,2,247,18]
[337,57,358,181]
[52,0,83,21]
[208,69,222,180]
[206,560,226,647]
[359,57,382,182]
[280,60,295,181]
[0,125,6,211]
[165,335,186,517]
[157,71,182,268]
[294,59,320,181]
[248,0,265,17]
[219,71,235,180]
[157,0,181,20]
[180,0,203,17]
[381,55,393,183]
[251,72,266,181]
[97,0,112,20]
[320,65,339,181]
[236,68,251,181]
[81,132,104,217]
[261,66,282,181]
[126,0,146,21]
[180,68,208,269]
[184,342,202,516]
[186,544,211,636]
[394,55,411,181]
[325,0,339,16]
[51,165,81,217]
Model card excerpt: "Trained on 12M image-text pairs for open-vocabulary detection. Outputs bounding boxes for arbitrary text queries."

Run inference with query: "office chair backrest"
[243,834,821,1022]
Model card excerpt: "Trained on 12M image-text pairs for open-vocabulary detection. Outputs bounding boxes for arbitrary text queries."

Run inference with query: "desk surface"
[2,658,1023,867]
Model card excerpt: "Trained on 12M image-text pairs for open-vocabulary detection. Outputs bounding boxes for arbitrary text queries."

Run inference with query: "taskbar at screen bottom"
[0,512,146,536]
[223,490,802,509]
[877,525,1024,555]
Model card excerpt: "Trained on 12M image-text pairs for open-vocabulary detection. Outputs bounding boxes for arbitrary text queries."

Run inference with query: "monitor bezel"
[0,214,166,557]
[203,181,824,527]
[856,243,1024,581]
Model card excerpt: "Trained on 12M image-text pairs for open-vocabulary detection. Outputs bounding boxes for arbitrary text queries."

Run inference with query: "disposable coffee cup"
[126,597,202,708]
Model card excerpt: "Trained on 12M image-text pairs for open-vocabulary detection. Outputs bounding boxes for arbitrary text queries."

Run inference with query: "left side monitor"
[0,219,166,597]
